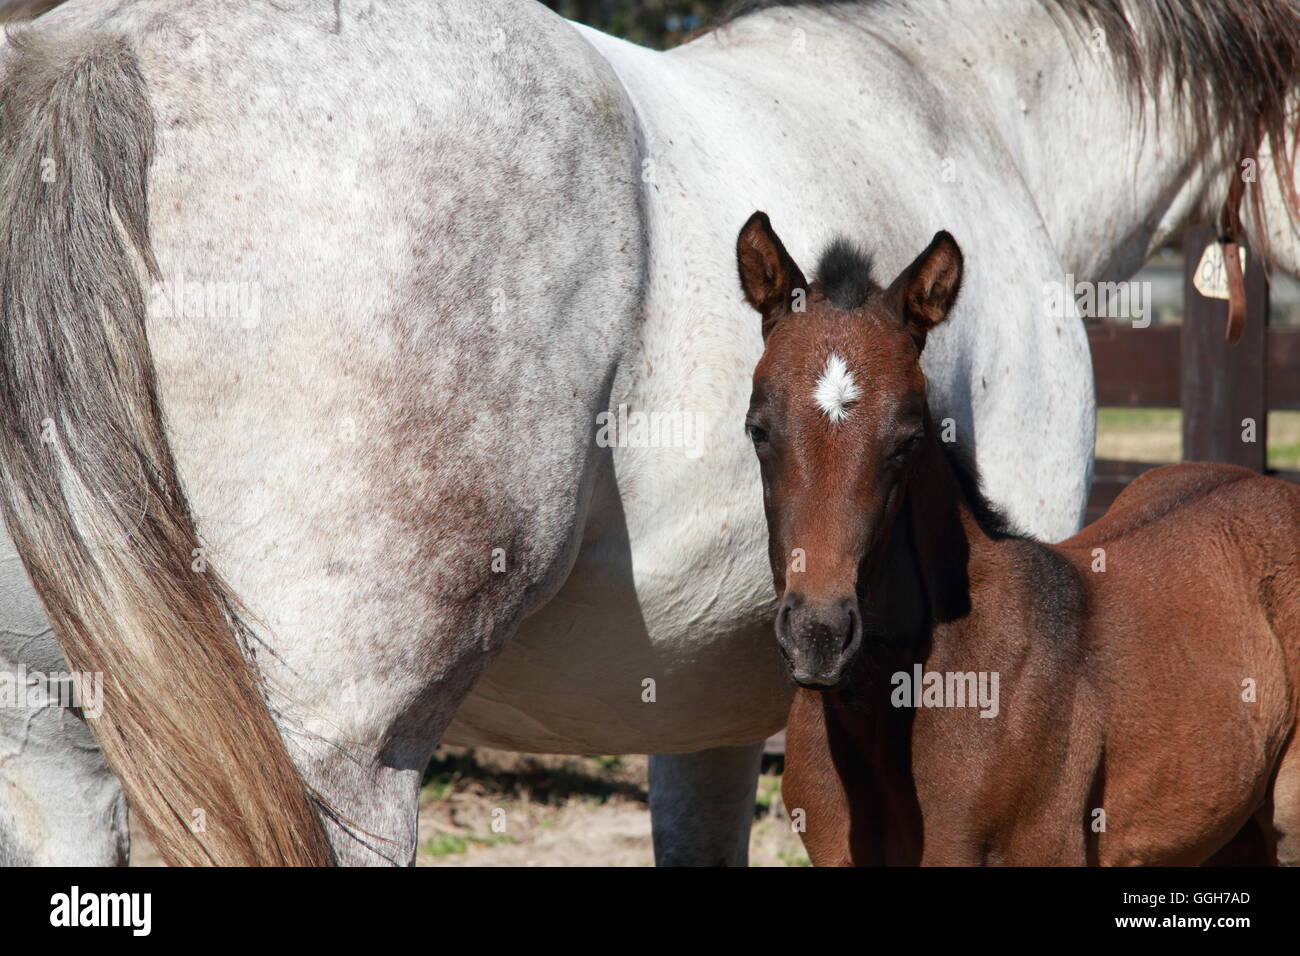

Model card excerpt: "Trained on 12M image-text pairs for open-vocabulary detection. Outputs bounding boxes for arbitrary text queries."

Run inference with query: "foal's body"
[735,214,1300,867]
[785,456,1300,866]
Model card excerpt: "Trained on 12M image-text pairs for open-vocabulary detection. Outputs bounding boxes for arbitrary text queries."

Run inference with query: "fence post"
[1181,225,1269,470]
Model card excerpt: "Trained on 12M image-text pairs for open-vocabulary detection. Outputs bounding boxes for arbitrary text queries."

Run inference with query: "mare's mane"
[714,0,1300,225]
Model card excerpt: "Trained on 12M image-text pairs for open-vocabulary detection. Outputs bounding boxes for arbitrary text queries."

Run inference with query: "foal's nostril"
[778,600,794,635]
[843,604,860,652]
[777,592,803,633]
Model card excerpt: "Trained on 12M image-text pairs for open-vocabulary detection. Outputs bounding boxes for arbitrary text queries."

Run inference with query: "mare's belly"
[444,444,791,754]
[442,594,789,754]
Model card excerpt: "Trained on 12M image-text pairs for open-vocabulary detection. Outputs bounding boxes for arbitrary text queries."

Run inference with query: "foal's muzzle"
[774,592,862,689]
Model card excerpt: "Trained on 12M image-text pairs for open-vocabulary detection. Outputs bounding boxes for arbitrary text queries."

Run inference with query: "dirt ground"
[129,746,809,867]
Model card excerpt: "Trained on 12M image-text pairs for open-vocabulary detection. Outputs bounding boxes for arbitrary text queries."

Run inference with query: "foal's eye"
[891,432,923,461]
[746,423,770,446]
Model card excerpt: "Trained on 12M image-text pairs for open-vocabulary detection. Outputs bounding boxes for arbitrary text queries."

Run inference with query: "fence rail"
[1089,325,1300,409]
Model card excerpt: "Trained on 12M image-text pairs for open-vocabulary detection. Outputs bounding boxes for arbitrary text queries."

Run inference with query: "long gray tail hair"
[0,31,333,866]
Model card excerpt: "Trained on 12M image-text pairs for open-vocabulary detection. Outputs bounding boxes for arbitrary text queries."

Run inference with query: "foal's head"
[737,212,963,688]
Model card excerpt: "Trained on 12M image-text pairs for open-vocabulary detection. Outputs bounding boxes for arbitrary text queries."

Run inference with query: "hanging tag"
[1193,242,1246,300]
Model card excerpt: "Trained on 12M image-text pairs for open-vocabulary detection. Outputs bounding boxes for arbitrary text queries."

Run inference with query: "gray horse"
[1,0,1297,864]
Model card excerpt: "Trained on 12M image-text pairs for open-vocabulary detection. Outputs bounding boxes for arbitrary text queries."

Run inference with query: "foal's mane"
[715,0,1300,222]
[933,433,1022,541]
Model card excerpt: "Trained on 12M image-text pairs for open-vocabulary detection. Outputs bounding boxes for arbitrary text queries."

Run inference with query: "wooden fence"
[1086,225,1300,523]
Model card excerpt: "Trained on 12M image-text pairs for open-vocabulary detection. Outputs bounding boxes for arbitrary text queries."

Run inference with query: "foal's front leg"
[781,689,901,865]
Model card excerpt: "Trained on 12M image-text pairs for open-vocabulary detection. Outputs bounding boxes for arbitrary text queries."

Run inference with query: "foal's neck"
[858,411,1002,654]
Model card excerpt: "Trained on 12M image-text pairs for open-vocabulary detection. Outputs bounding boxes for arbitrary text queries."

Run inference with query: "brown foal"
[736,211,1300,866]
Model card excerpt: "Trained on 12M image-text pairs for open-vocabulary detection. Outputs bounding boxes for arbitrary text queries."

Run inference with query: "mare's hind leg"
[648,742,764,866]
[0,536,127,866]
[0,695,127,866]
[1261,738,1300,865]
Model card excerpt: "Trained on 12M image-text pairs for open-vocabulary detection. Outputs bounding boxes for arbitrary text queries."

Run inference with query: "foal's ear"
[736,211,808,340]
[887,231,963,348]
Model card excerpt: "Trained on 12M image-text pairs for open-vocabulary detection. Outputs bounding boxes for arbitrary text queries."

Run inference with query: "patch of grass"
[778,846,812,867]
[421,832,518,858]
[1097,407,1179,430]
[755,773,782,817]
[1095,408,1300,469]
[1271,440,1300,468]
[422,775,456,803]
[1268,411,1300,469]
[421,748,647,807]
[422,833,471,857]
[1095,407,1180,463]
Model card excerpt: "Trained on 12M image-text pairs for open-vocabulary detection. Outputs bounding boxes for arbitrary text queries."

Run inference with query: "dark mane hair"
[713,0,1300,232]
[933,428,1022,540]
[815,236,876,310]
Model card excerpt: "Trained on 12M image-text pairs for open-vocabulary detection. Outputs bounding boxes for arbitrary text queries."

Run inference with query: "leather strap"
[1221,239,1246,344]
[1217,127,1261,344]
